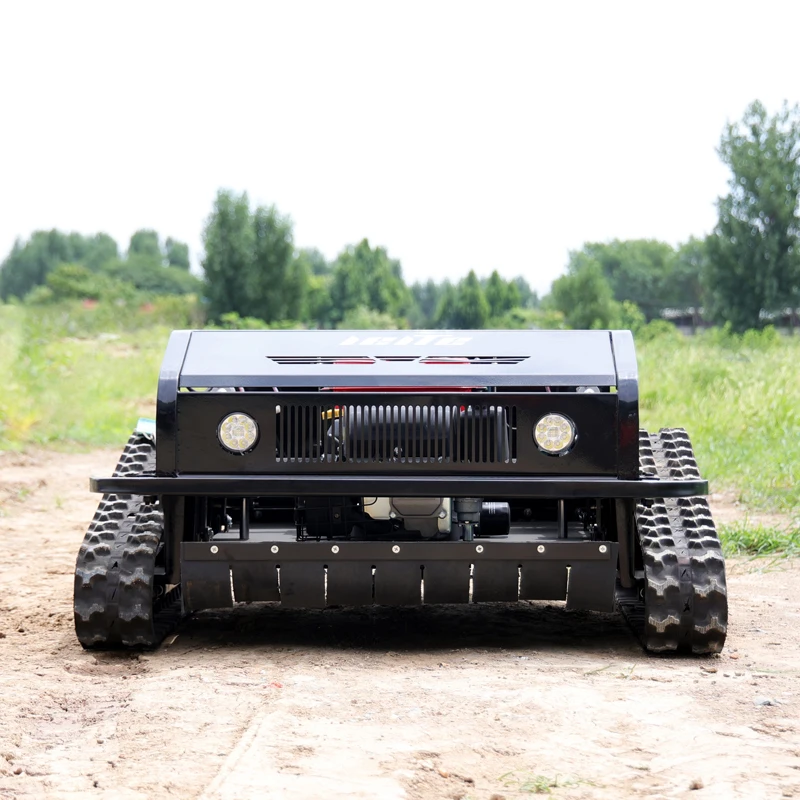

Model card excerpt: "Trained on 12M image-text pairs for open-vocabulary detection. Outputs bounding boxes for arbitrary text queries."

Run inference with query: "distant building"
[660,307,799,335]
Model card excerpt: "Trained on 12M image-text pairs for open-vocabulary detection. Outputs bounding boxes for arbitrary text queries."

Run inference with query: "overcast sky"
[1,1,798,294]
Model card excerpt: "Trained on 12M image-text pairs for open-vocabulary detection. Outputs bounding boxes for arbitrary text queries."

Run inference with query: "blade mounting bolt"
[331,545,340,554]
[210,545,219,554]
[599,544,608,554]
[271,545,279,554]
[392,545,400,554]
[475,545,484,553]
[537,545,545,553]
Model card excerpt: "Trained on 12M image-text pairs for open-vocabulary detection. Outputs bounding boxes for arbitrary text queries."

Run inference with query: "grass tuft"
[718,521,800,557]
[498,771,572,794]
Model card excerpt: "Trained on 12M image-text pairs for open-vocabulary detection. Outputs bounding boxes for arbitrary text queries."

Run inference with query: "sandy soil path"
[0,449,798,800]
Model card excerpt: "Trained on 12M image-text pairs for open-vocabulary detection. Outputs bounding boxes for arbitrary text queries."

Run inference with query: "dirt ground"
[0,449,798,800]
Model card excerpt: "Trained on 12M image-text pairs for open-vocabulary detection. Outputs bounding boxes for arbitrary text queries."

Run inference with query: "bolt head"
[331,545,340,554]
[537,544,545,553]
[391,545,400,554]
[389,511,397,519]
[475,544,484,553]
[438,510,448,518]
[270,545,279,554]
[210,545,219,554]
[598,544,608,554]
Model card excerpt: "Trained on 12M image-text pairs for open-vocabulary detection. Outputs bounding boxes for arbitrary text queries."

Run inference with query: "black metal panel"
[156,330,191,475]
[181,560,232,611]
[279,563,325,608]
[374,562,422,606]
[423,562,470,604]
[326,562,374,606]
[472,561,520,602]
[174,391,618,476]
[93,474,709,499]
[566,554,618,612]
[519,562,568,601]
[232,563,280,603]
[179,329,618,388]
[178,540,620,611]
[610,331,640,480]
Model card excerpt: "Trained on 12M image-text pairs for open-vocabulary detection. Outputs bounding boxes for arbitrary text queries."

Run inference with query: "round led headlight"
[534,413,576,455]
[218,413,259,453]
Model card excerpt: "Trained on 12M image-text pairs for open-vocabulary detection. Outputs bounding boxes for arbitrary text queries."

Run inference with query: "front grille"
[276,403,517,465]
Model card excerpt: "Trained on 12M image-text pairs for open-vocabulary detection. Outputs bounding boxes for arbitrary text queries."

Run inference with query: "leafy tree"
[306,274,334,327]
[165,237,190,270]
[408,279,445,327]
[575,239,676,321]
[83,233,119,271]
[669,237,709,330]
[443,270,490,329]
[548,256,622,329]
[485,270,520,319]
[202,190,257,321]
[128,229,162,261]
[512,276,539,309]
[433,281,458,328]
[202,191,299,323]
[296,247,330,276]
[329,240,409,325]
[705,100,800,331]
[282,252,312,321]
[251,205,295,323]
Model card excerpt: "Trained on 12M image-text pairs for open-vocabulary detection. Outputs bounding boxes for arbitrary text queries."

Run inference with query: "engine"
[297,495,511,541]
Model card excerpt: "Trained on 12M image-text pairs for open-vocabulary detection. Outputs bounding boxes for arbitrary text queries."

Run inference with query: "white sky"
[1,1,798,295]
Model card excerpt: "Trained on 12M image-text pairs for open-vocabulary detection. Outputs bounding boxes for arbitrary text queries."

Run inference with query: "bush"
[336,306,402,330]
[101,256,203,295]
[636,319,683,344]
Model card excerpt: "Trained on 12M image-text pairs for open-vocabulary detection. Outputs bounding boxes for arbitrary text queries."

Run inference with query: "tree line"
[0,228,201,304]
[1,100,798,333]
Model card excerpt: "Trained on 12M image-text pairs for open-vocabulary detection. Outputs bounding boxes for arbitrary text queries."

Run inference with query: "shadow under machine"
[74,329,728,653]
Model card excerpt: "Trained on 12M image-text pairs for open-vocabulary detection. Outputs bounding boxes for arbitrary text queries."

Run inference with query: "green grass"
[0,302,181,449]
[637,327,800,513]
[718,521,800,557]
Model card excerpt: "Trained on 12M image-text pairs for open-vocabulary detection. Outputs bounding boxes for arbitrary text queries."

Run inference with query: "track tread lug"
[621,428,729,655]
[74,433,182,649]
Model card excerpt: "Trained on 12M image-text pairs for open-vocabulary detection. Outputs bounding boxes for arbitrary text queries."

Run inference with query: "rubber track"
[620,428,728,655]
[73,433,181,649]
